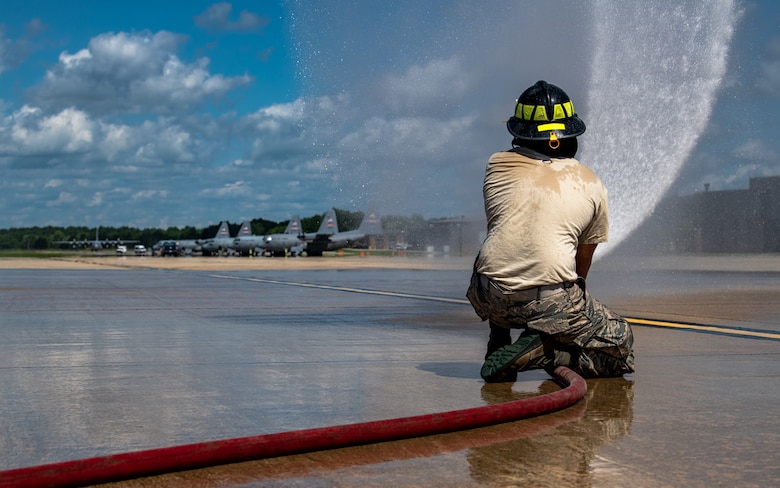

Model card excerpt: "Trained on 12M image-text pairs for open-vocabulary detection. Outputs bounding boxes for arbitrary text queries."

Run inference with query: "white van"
[134,244,147,256]
[116,245,128,255]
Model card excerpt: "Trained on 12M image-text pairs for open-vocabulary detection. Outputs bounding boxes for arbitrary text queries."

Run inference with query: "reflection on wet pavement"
[0,261,778,486]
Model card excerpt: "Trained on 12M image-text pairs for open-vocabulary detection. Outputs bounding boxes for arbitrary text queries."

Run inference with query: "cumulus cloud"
[0,30,10,75]
[241,95,353,166]
[132,189,168,201]
[701,161,780,192]
[0,20,43,75]
[378,57,470,115]
[338,115,475,157]
[133,121,200,164]
[32,31,252,114]
[243,99,307,159]
[195,2,270,33]
[46,191,76,206]
[0,104,211,169]
[1,105,95,156]
[200,180,252,197]
[87,192,103,207]
[732,138,779,161]
[757,36,780,97]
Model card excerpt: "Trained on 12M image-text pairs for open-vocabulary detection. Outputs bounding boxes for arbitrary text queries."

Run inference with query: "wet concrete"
[0,255,778,486]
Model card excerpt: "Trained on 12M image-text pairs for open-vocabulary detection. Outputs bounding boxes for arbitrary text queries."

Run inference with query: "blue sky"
[0,1,778,248]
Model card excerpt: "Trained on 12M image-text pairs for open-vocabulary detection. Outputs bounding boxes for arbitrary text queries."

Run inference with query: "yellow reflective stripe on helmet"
[532,106,548,121]
[519,104,534,120]
[517,101,575,121]
[537,123,565,131]
[553,103,567,120]
[563,101,573,117]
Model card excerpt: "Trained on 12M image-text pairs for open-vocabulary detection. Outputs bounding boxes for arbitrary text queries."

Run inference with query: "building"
[618,176,780,254]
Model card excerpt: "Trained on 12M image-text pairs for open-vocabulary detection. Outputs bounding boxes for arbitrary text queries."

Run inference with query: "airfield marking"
[207,273,468,304]
[208,273,780,341]
[624,317,780,341]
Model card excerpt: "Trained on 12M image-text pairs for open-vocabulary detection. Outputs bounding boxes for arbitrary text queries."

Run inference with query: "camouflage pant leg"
[519,283,634,377]
[467,273,634,378]
[569,286,635,377]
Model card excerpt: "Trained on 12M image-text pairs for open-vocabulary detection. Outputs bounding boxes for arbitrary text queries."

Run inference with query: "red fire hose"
[0,366,586,488]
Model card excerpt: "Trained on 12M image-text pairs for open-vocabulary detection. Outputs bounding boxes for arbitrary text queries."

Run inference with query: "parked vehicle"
[160,241,179,256]
[134,244,147,256]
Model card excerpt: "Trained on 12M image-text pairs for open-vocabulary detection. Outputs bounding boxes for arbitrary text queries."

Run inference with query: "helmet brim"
[507,115,586,140]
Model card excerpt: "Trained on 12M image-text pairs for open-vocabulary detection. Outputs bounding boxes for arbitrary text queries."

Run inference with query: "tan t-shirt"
[476,149,609,291]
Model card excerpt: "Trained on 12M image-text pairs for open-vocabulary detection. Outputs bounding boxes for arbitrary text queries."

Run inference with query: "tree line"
[0,209,431,250]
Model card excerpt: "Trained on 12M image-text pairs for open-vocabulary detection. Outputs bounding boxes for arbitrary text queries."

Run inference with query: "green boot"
[480,331,552,383]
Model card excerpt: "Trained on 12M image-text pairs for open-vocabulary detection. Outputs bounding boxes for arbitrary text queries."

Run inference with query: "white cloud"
[0,105,207,168]
[242,98,313,161]
[46,191,76,207]
[3,105,95,155]
[732,138,778,161]
[378,57,470,114]
[133,122,199,164]
[195,2,270,33]
[199,180,252,197]
[132,189,168,201]
[0,22,40,75]
[34,31,252,114]
[87,192,103,207]
[0,31,8,75]
[708,163,777,191]
[757,37,780,97]
[338,115,475,158]
[245,99,305,134]
[98,122,134,161]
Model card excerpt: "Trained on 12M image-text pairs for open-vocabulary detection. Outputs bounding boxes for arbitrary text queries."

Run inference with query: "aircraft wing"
[104,239,140,245]
[53,239,91,247]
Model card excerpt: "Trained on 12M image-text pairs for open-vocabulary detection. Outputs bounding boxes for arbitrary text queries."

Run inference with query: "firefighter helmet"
[507,80,585,146]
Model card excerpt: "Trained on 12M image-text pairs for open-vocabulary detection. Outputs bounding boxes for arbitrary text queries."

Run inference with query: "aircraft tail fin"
[214,221,230,239]
[284,215,303,235]
[316,209,338,235]
[357,209,383,235]
[237,221,253,237]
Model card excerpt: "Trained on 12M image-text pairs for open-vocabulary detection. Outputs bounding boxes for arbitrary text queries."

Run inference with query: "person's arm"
[575,243,598,279]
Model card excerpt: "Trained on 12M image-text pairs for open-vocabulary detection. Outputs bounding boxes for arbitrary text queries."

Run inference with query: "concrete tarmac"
[0,254,778,487]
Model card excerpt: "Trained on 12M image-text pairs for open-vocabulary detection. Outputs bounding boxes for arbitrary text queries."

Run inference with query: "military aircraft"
[174,222,245,255]
[54,227,139,252]
[173,237,204,255]
[259,215,306,256]
[230,222,266,256]
[153,222,243,256]
[200,221,252,256]
[304,209,383,256]
[303,208,338,240]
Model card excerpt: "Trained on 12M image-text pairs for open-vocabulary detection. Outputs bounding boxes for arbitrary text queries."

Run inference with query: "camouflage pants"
[467,271,635,378]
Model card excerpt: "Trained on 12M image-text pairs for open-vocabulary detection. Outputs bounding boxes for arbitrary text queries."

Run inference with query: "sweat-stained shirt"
[475,148,609,292]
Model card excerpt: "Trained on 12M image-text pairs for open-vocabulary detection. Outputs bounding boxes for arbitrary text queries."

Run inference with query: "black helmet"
[507,80,585,146]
